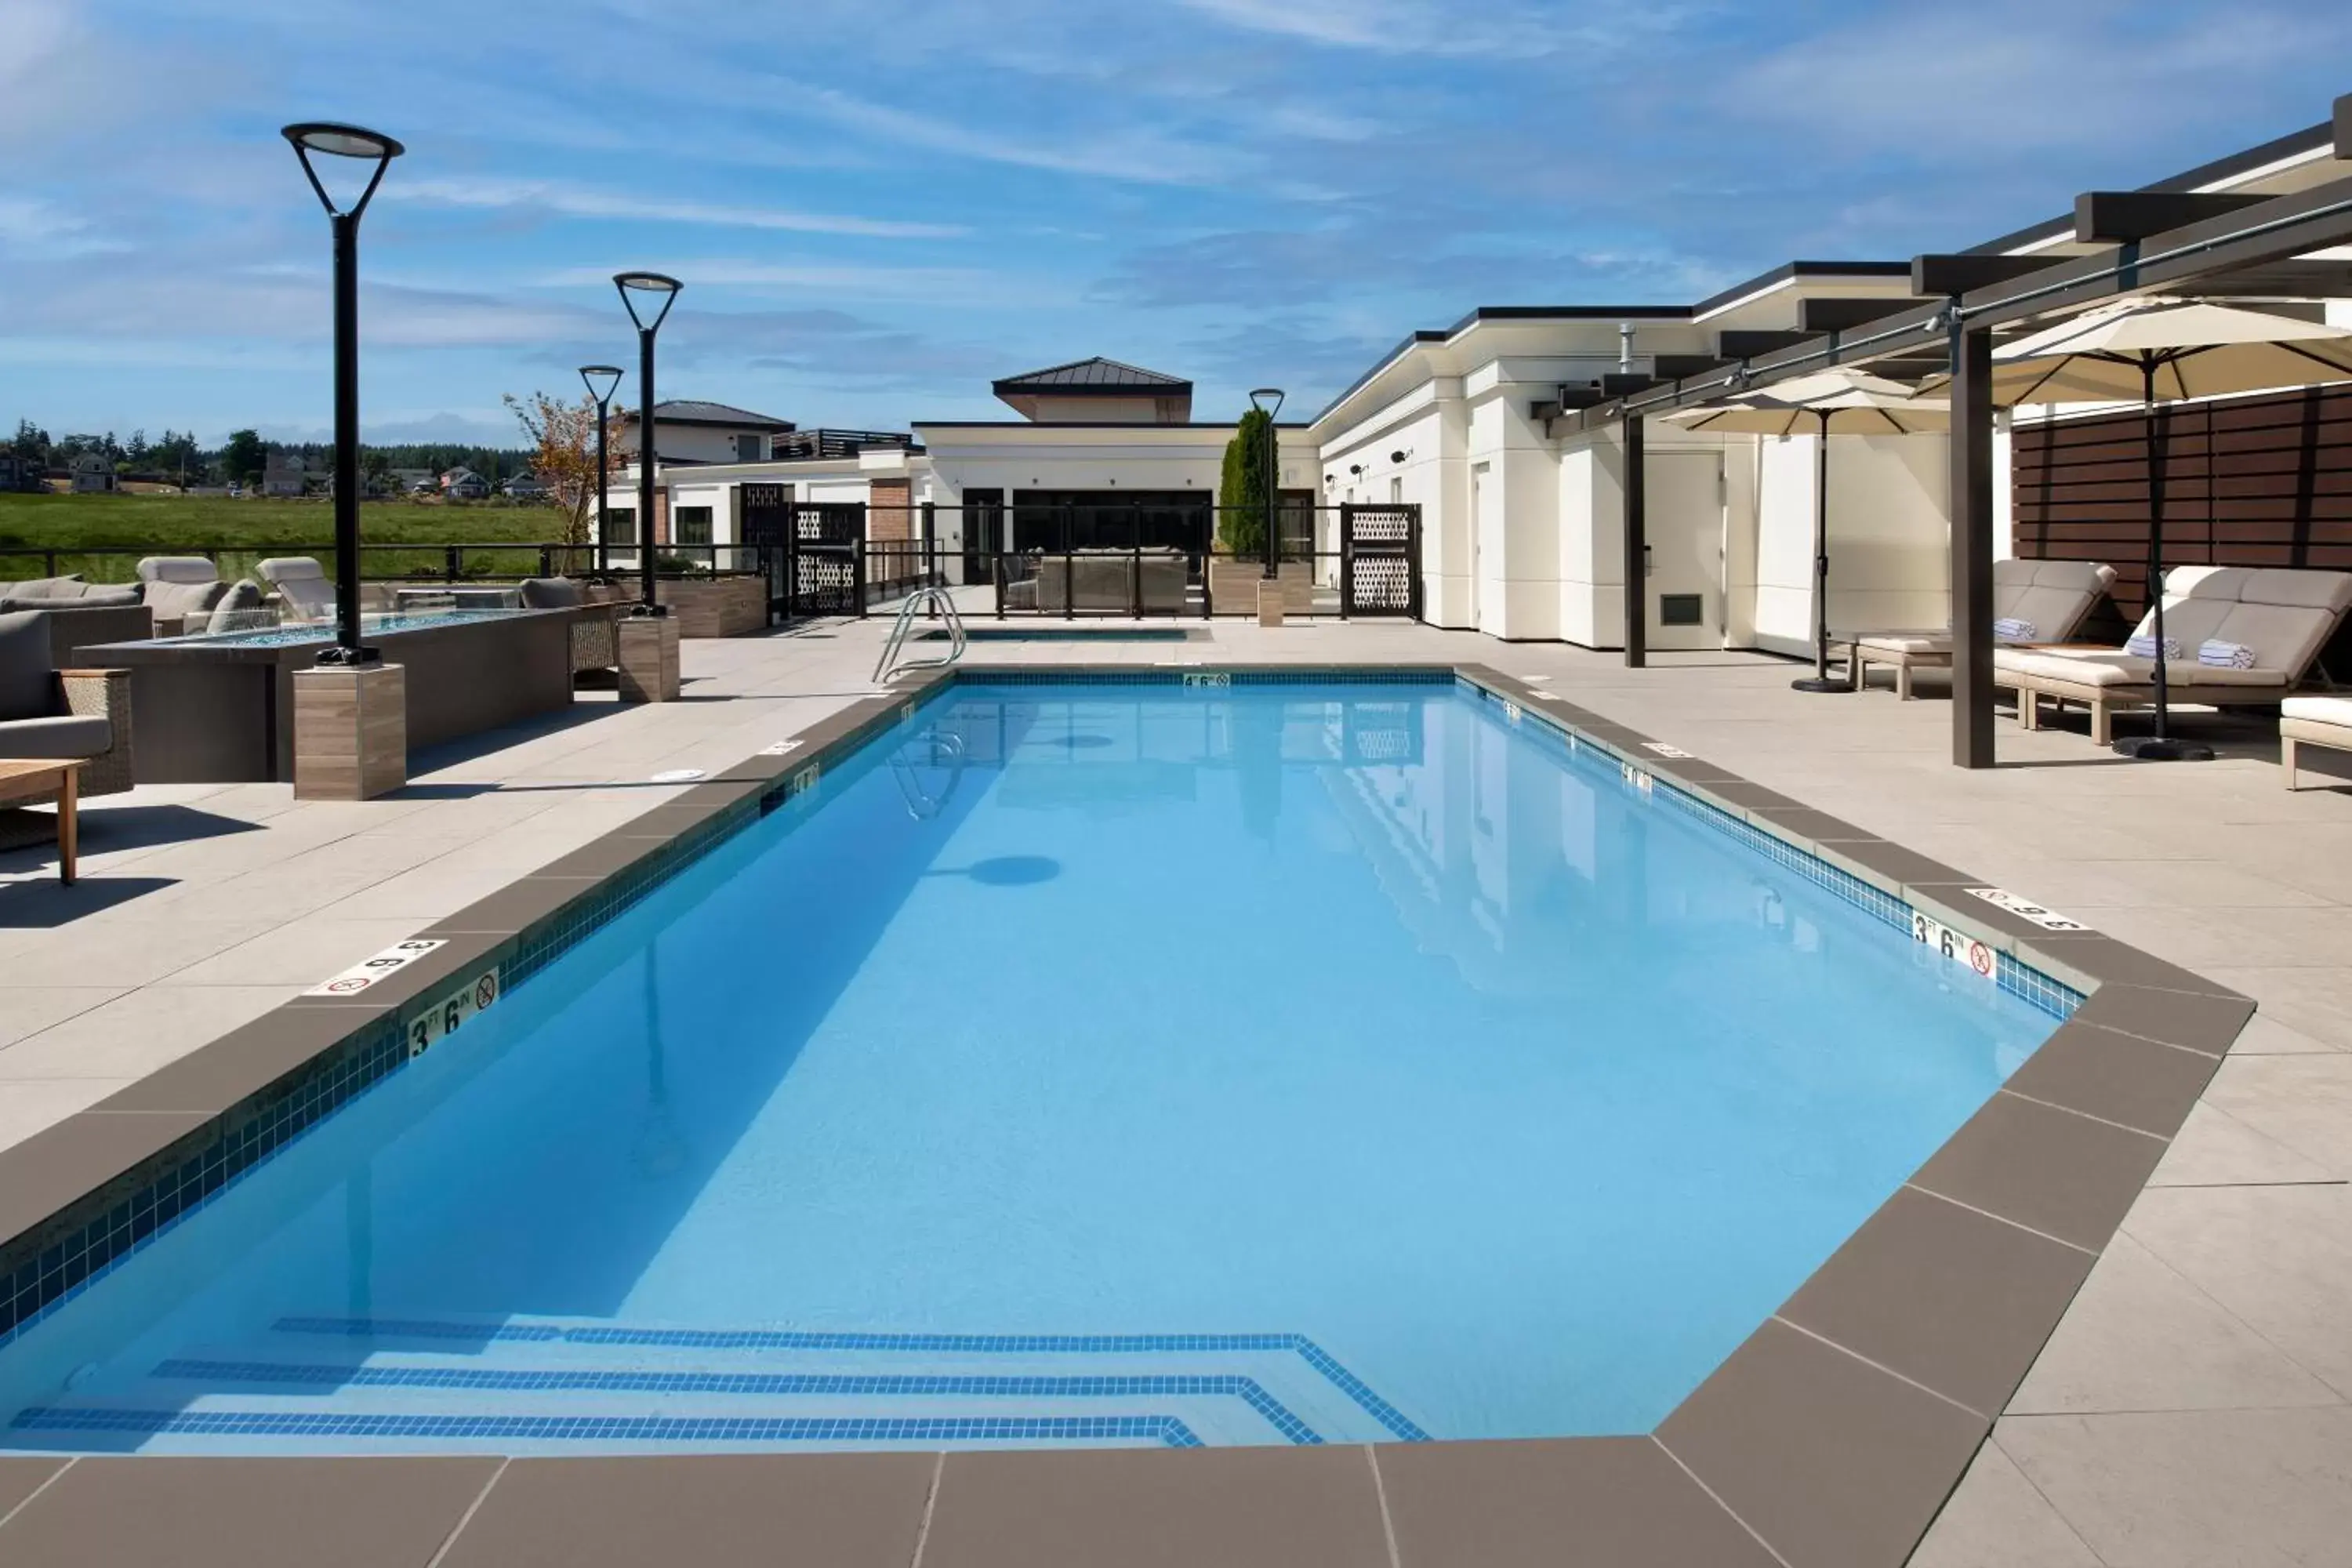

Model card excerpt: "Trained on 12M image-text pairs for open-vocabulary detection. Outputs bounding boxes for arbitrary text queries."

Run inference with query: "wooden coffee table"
[0,760,79,884]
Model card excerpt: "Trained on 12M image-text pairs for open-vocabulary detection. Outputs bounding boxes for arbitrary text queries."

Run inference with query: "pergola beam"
[2074,190,2268,243]
[1797,296,1923,334]
[1911,252,2058,298]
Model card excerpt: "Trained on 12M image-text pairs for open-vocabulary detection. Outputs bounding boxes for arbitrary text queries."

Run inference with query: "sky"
[4,0,2350,448]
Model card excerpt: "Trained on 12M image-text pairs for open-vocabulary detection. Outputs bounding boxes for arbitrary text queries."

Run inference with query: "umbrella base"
[1790,677,1847,693]
[2111,736,2215,762]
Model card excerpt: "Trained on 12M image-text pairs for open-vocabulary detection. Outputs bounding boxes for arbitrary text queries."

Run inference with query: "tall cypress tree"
[1216,406,1274,554]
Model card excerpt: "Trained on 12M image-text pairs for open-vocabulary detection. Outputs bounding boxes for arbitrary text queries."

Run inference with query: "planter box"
[658,576,768,637]
[1209,559,1313,615]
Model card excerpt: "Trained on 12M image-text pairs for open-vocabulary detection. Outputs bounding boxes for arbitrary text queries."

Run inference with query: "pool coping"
[0,659,2255,1567]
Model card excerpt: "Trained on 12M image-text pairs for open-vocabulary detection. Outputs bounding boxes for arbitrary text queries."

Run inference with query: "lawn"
[0,492,585,584]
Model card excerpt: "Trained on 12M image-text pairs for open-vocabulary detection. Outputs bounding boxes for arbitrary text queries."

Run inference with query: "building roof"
[991,358,1192,395]
[622,400,797,430]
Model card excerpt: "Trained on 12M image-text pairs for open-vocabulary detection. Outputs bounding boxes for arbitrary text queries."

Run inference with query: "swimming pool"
[0,677,2065,1454]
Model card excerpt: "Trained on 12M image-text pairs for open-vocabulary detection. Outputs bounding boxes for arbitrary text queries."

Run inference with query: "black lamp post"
[613,271,682,614]
[1250,387,1283,579]
[579,364,622,575]
[281,122,403,663]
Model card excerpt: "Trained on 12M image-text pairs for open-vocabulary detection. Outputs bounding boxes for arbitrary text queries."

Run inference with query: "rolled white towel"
[2198,639,2257,669]
[1992,617,2038,641]
[2125,633,2183,661]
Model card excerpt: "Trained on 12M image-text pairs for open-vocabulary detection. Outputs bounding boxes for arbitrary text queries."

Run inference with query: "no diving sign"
[307,939,447,998]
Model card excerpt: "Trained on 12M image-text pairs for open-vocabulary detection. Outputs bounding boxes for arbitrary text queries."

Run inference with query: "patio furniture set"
[0,561,633,876]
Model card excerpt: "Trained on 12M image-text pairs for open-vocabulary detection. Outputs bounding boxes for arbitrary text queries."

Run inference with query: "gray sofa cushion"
[0,575,86,601]
[0,713,109,759]
[145,578,228,619]
[201,579,266,632]
[517,576,583,609]
[0,611,54,722]
[1,588,141,612]
[137,556,220,585]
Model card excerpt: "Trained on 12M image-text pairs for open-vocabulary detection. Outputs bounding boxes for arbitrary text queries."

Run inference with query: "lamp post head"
[1248,387,1284,418]
[579,365,623,406]
[281,122,403,219]
[614,271,683,333]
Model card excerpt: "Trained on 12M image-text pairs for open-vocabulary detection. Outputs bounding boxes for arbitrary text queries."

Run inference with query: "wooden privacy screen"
[2013,384,2352,641]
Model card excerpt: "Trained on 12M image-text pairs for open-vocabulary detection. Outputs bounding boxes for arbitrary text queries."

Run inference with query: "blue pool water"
[0,680,2061,1454]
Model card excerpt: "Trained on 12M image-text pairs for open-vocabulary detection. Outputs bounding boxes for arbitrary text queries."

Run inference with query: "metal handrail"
[873,586,966,684]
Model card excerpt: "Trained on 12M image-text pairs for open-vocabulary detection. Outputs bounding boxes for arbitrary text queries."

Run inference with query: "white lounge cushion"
[1995,648,2158,686]
[136,556,219,585]
[2176,664,2296,688]
[2282,695,2352,727]
[1856,632,1951,656]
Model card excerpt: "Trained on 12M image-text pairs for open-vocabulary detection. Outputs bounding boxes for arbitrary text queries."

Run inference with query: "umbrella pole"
[1792,409,1844,692]
[2115,356,2212,761]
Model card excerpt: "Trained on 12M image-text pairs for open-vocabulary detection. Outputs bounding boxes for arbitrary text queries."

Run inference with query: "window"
[604,507,637,546]
[676,506,713,547]
[1388,477,1403,504]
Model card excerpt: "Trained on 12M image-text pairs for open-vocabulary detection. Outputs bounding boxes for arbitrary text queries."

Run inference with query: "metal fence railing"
[1,501,1422,627]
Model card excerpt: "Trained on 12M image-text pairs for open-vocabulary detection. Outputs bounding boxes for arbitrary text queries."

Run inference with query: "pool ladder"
[873,587,967,685]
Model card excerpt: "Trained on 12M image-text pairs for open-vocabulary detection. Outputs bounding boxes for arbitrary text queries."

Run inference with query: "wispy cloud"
[394,176,965,239]
[783,83,1245,186]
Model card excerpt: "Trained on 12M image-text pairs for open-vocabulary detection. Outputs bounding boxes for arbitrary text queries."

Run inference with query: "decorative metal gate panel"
[1341,504,1421,618]
[741,483,793,617]
[792,503,866,617]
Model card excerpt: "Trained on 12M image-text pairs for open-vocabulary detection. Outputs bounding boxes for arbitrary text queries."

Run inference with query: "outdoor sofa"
[0,575,154,668]
[135,557,230,636]
[1994,566,2352,746]
[519,577,620,677]
[0,610,133,844]
[1846,558,2116,699]
[1036,548,1190,614]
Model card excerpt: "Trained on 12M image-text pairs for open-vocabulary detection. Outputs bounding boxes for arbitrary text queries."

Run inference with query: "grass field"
[0,492,579,583]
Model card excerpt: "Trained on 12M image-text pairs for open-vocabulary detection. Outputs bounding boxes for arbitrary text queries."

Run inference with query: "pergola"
[1559,92,2352,769]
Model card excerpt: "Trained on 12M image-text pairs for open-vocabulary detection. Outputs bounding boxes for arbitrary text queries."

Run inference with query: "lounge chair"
[0,611,133,844]
[518,576,619,676]
[135,557,227,636]
[1847,559,2117,699]
[1994,566,2352,745]
[2281,696,2352,789]
[256,557,336,623]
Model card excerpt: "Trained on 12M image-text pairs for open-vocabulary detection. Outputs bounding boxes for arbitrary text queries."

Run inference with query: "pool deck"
[2,611,2349,1566]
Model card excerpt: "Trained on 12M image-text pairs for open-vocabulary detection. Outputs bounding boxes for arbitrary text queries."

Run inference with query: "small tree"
[220,429,267,487]
[1217,406,1275,555]
[503,390,611,546]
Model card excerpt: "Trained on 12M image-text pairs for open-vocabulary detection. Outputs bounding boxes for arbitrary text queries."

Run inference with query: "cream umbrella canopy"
[1980,299,2352,759]
[1669,369,1948,691]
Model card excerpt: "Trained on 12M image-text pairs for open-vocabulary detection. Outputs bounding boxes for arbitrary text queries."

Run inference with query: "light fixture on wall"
[1390,450,1407,465]
[1349,463,1363,476]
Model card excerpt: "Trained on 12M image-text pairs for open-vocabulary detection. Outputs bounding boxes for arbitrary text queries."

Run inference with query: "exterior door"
[1467,463,1488,628]
[1642,452,1726,651]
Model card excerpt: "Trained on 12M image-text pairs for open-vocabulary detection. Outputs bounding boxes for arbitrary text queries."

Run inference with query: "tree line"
[7,419,532,488]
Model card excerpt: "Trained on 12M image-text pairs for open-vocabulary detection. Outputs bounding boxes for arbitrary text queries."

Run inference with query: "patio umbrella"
[1670,370,1948,691]
[1983,300,2352,760]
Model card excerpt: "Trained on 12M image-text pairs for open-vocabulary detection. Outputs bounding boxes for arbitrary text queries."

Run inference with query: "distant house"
[68,453,118,493]
[260,450,307,498]
[502,471,548,499]
[0,448,45,493]
[614,400,797,466]
[441,467,491,501]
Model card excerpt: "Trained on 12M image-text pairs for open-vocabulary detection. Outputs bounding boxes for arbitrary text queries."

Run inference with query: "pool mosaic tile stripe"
[8,1406,1205,1448]
[149,1361,1323,1445]
[268,1317,1432,1443]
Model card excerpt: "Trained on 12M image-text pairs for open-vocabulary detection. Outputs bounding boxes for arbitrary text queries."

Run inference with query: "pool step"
[7,1316,1425,1454]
